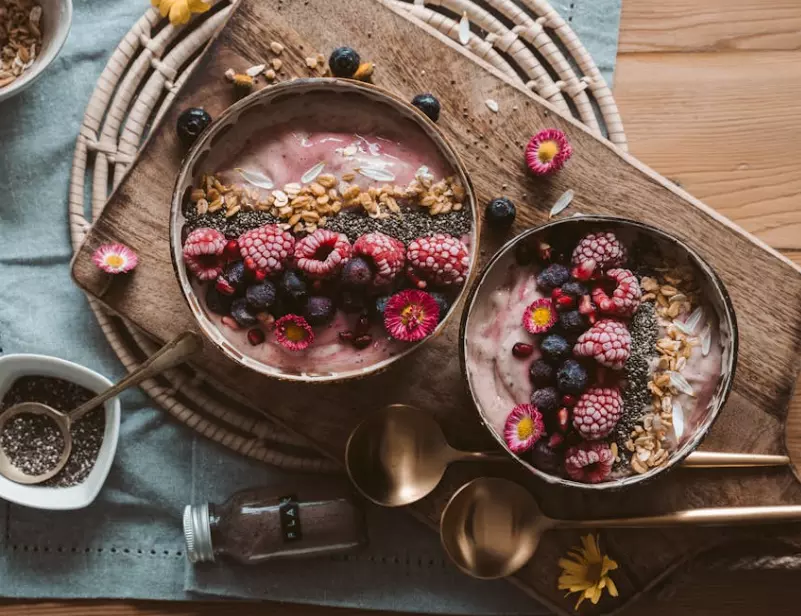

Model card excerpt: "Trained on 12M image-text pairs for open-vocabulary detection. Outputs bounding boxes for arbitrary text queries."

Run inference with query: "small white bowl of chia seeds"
[0,354,120,510]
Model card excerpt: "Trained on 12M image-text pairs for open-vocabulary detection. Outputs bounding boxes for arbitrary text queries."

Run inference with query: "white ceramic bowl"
[0,0,73,104]
[0,354,120,510]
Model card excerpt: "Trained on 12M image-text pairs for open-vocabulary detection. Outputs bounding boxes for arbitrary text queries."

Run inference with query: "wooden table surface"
[6,0,800,614]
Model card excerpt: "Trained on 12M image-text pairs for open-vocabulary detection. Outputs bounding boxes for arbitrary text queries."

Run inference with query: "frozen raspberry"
[239,224,295,276]
[571,231,627,279]
[183,227,226,281]
[353,232,406,286]
[406,234,470,287]
[591,268,642,317]
[294,229,352,279]
[564,442,614,483]
[573,319,631,370]
[572,386,623,440]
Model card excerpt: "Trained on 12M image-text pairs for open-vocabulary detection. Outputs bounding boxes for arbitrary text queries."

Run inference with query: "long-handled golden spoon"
[345,404,788,507]
[441,477,801,579]
[0,331,203,485]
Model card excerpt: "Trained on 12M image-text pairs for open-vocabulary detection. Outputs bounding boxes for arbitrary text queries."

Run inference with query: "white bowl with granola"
[0,0,72,103]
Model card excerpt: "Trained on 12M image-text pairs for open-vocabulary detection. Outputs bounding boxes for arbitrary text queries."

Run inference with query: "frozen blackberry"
[411,93,441,122]
[304,296,335,326]
[206,285,233,316]
[531,387,560,414]
[560,280,588,297]
[557,359,588,395]
[341,256,374,288]
[329,47,361,77]
[280,270,308,305]
[176,107,212,147]
[559,310,587,333]
[428,291,451,321]
[540,334,571,364]
[529,360,554,387]
[484,197,516,230]
[536,263,570,290]
[230,298,257,328]
[246,281,277,311]
[223,261,247,292]
[531,440,561,474]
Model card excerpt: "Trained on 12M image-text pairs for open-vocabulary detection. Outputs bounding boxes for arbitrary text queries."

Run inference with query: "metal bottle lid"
[183,503,215,563]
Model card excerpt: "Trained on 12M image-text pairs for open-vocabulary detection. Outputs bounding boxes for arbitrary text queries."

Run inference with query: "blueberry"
[224,261,247,293]
[540,334,571,364]
[484,197,516,230]
[559,310,587,333]
[529,359,554,387]
[536,264,571,290]
[341,256,374,288]
[303,296,335,326]
[246,280,277,311]
[280,270,308,304]
[531,387,560,414]
[560,281,588,297]
[411,93,441,122]
[373,295,391,318]
[557,359,588,395]
[428,291,451,321]
[230,298,258,328]
[531,440,561,474]
[206,285,233,316]
[329,46,361,77]
[340,290,366,314]
[176,107,212,148]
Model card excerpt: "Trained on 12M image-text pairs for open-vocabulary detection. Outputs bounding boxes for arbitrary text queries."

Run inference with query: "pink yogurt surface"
[195,98,465,377]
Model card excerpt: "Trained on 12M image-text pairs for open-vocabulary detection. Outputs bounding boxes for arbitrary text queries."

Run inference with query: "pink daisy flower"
[274,314,314,351]
[383,290,440,342]
[92,244,139,274]
[503,404,545,453]
[525,129,572,175]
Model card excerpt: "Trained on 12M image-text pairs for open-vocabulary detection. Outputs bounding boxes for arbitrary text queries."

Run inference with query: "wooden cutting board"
[71,0,801,613]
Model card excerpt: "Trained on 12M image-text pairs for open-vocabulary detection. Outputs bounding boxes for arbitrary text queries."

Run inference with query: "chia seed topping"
[0,376,105,487]
[183,209,278,240]
[614,301,658,465]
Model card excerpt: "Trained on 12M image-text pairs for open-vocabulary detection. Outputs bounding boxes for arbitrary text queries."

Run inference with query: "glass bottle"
[183,481,367,564]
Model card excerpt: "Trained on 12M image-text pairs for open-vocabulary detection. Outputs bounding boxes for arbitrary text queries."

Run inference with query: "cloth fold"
[0,0,620,613]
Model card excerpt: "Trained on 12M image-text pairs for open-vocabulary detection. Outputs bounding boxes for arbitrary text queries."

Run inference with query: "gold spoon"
[441,477,801,579]
[345,404,789,507]
[0,331,203,485]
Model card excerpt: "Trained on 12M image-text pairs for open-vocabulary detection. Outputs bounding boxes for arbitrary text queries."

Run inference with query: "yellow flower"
[558,534,619,610]
[151,0,211,26]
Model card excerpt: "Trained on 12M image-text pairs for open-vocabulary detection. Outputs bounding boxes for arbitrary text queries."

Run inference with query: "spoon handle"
[455,451,510,463]
[563,505,801,529]
[69,331,204,422]
[683,451,789,468]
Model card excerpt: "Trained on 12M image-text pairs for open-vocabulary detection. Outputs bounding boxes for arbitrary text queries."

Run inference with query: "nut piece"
[270,41,284,55]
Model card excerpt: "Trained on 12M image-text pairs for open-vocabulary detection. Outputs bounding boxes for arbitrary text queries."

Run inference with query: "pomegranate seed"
[557,407,570,433]
[551,288,564,300]
[537,242,552,262]
[338,330,354,342]
[548,433,564,449]
[247,328,265,346]
[253,269,267,282]
[512,342,534,358]
[406,267,427,289]
[353,334,372,350]
[223,239,240,261]
[555,295,575,309]
[215,277,236,296]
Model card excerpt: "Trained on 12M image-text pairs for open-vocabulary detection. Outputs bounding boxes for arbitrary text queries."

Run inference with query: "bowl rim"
[169,77,479,384]
[0,0,74,104]
[459,214,739,491]
[0,352,121,510]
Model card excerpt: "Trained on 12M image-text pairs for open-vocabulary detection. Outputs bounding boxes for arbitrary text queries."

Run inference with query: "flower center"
[585,561,603,583]
[532,306,552,326]
[105,255,125,268]
[285,323,307,342]
[400,304,425,329]
[537,140,559,163]
[516,416,534,440]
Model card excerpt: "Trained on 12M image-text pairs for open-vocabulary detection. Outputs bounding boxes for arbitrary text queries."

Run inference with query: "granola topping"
[0,0,42,89]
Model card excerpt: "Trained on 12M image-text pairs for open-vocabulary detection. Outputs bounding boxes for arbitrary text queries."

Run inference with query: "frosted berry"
[529,360,554,387]
[531,387,559,414]
[540,334,571,364]
[294,229,352,279]
[591,268,642,317]
[183,227,226,281]
[303,296,335,326]
[536,263,570,291]
[223,260,247,292]
[531,440,562,474]
[564,442,614,483]
[230,298,258,328]
[558,310,587,333]
[406,234,470,287]
[573,319,631,370]
[571,231,626,279]
[280,270,308,305]
[572,386,623,440]
[176,107,212,147]
[245,281,277,311]
[557,359,588,395]
[239,224,295,276]
[353,232,406,287]
[205,285,232,316]
[341,256,374,288]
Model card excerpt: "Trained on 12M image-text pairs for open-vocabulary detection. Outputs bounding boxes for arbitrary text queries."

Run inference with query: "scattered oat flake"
[458,12,470,45]
[485,99,499,113]
[246,64,266,77]
[701,324,712,357]
[548,189,575,218]
[301,162,325,183]
[668,371,695,397]
[270,42,284,55]
[676,306,704,335]
[359,167,396,182]
[672,400,685,441]
[235,168,274,189]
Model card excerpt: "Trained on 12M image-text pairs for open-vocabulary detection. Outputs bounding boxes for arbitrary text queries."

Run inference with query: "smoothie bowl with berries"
[461,217,737,489]
[170,80,477,382]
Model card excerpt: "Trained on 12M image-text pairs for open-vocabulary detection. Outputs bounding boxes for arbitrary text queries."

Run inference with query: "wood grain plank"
[618,0,801,53]
[615,50,801,250]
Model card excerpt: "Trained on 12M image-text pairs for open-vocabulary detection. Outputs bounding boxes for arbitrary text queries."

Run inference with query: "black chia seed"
[0,376,104,487]
[614,301,658,467]
[183,209,279,239]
